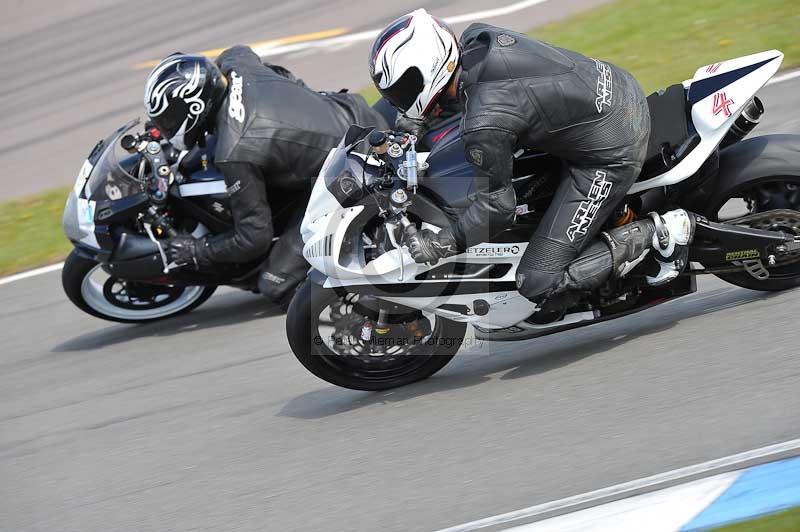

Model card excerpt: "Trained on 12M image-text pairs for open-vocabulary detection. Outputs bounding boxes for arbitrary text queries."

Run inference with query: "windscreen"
[84,122,147,202]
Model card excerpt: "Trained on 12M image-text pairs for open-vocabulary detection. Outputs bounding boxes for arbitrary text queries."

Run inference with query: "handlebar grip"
[402,220,418,240]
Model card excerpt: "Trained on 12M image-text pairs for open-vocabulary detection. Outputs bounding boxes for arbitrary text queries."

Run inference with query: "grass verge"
[531,0,800,93]
[714,506,800,531]
[0,187,72,276]
[361,85,381,106]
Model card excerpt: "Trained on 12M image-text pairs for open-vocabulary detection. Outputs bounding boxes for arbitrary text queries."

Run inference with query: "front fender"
[688,134,800,215]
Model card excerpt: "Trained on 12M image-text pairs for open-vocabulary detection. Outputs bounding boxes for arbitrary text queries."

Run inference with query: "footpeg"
[646,209,696,286]
[649,212,670,250]
[741,259,770,280]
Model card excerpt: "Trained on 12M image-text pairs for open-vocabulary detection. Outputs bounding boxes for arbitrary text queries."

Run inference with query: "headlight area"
[329,171,367,208]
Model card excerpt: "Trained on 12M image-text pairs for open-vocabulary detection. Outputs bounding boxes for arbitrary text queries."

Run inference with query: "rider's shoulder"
[216,45,261,73]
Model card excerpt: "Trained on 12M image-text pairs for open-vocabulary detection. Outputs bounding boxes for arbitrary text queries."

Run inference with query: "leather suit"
[453,24,651,302]
[195,45,389,301]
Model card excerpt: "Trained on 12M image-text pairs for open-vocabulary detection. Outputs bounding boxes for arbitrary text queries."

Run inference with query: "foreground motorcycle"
[62,120,307,323]
[288,50,800,390]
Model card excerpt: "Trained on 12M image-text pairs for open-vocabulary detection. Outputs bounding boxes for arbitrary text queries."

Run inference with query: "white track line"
[0,262,64,286]
[256,0,550,58]
[443,0,550,24]
[433,438,800,532]
[766,69,800,86]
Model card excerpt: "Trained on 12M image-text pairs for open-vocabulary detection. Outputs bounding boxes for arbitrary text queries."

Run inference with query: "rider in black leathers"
[451,23,654,305]
[144,46,389,303]
[370,11,695,313]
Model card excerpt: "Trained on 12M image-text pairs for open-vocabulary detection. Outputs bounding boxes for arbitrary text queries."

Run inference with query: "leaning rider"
[143,46,389,304]
[369,9,696,312]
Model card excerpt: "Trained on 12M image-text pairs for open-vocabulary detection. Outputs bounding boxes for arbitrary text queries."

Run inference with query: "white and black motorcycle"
[287,50,800,390]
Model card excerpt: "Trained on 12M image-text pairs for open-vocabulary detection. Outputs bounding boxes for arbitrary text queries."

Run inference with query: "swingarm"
[689,210,800,276]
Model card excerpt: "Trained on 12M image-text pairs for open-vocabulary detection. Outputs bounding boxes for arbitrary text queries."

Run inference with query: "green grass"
[714,507,800,531]
[0,187,72,276]
[360,85,381,106]
[362,0,799,105]
[531,0,800,94]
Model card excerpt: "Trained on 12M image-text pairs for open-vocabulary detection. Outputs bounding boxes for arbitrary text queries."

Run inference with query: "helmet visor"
[149,108,185,140]
[376,67,424,115]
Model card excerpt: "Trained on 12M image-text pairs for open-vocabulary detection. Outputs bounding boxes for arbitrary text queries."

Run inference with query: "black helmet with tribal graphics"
[144,54,227,150]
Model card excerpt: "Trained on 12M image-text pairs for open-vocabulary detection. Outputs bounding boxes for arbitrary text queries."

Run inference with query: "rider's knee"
[258,269,303,307]
[516,236,575,302]
[515,267,562,303]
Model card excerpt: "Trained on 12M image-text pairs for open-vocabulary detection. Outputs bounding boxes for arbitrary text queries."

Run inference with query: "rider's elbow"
[237,227,274,262]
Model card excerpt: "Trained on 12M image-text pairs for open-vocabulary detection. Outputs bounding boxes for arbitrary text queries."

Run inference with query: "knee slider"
[517,236,576,302]
[515,268,563,303]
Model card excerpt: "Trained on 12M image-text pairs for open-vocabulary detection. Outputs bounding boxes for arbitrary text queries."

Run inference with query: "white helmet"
[369,9,460,120]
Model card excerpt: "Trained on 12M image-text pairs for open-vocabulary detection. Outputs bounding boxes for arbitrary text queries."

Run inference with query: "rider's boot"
[553,217,656,294]
[645,209,696,286]
[530,209,697,316]
[528,220,654,319]
[566,209,697,290]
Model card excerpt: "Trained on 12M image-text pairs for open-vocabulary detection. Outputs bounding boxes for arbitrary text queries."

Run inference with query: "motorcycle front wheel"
[286,280,467,391]
[62,250,216,323]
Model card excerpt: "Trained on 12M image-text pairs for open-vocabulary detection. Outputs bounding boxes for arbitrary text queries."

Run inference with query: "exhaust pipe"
[721,97,764,149]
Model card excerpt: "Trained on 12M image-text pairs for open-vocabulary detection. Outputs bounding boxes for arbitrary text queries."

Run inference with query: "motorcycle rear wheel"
[711,177,800,291]
[62,250,216,323]
[286,280,467,391]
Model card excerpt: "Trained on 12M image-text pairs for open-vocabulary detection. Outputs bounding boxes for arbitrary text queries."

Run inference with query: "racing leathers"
[424,24,657,305]
[187,45,389,302]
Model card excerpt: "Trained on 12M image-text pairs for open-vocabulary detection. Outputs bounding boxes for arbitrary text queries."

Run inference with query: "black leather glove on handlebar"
[408,228,460,265]
[395,115,429,139]
[165,237,202,271]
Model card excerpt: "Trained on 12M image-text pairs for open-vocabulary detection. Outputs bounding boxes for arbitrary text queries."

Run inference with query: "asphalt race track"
[2,1,800,531]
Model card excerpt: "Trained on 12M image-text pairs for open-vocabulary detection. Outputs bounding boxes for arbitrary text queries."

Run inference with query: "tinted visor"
[376,67,423,114]
[149,101,187,139]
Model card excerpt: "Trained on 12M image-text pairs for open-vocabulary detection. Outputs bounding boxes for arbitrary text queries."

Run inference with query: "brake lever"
[385,220,405,282]
[400,215,418,241]
[400,216,442,267]
[144,222,170,274]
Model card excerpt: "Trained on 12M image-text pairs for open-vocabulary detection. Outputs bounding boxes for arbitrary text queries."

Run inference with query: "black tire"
[286,280,467,391]
[709,177,800,292]
[62,249,216,323]
[715,271,800,292]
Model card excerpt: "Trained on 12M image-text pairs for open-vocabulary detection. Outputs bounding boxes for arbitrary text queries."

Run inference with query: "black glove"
[165,237,201,270]
[408,228,460,265]
[395,115,429,139]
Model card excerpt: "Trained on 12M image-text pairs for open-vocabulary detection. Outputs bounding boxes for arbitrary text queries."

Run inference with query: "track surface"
[2,1,800,531]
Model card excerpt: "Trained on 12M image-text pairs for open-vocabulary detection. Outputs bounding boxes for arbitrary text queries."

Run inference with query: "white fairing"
[178,180,226,196]
[303,51,784,332]
[629,50,783,194]
[301,159,537,328]
[64,159,100,249]
[302,148,344,243]
[382,291,538,329]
